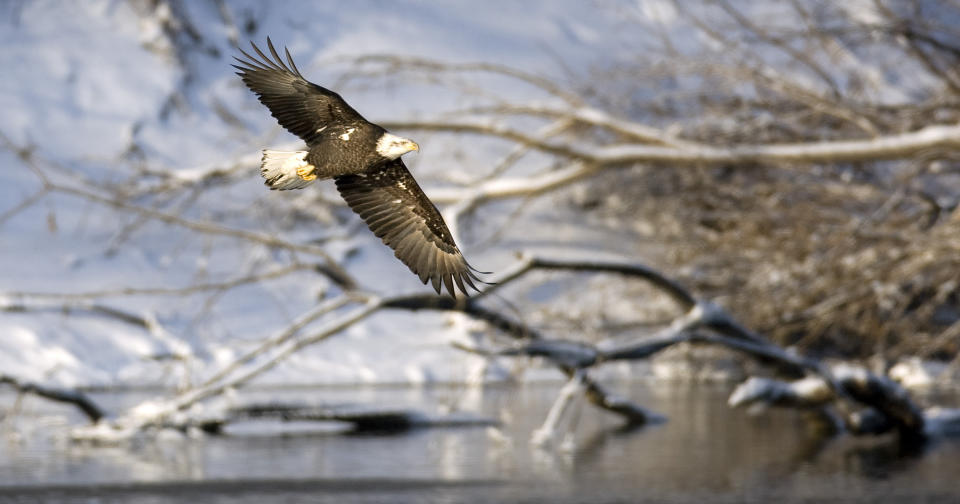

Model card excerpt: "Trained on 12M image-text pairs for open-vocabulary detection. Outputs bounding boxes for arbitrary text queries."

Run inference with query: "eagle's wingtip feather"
[453,274,467,297]
[285,47,303,78]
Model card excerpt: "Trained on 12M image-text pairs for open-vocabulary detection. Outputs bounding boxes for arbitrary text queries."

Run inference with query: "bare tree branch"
[348,54,586,106]
[0,187,50,227]
[1,374,104,423]
[1,299,151,329]
[197,293,361,388]
[437,104,695,146]
[3,263,317,300]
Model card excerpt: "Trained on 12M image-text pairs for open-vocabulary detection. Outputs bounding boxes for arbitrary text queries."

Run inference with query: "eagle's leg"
[260,150,318,190]
[296,164,317,181]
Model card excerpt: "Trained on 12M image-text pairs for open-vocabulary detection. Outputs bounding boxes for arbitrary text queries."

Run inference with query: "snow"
[0,2,177,160]
[889,357,951,390]
[728,376,832,410]
[0,1,950,391]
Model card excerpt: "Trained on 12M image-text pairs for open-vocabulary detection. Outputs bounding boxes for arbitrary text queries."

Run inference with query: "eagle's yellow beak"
[407,141,420,152]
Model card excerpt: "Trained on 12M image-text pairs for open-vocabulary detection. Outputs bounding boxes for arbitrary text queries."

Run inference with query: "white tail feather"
[260,150,315,190]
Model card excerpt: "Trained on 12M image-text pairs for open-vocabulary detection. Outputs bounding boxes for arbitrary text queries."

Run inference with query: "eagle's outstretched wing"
[233,38,367,145]
[335,159,484,296]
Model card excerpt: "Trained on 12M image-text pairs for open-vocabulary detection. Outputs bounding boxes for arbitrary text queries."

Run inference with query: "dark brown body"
[305,122,387,179]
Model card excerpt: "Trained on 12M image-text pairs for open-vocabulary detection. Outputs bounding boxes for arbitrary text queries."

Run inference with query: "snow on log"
[728,376,833,409]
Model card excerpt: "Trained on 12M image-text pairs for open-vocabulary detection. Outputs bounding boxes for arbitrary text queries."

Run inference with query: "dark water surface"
[1,383,959,503]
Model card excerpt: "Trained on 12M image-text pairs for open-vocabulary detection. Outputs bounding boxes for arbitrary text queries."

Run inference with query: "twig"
[0,134,356,289]
[443,104,693,147]
[1,300,150,329]
[713,0,841,96]
[349,54,585,106]
[3,263,316,300]
[0,188,50,226]
[197,294,361,388]
[164,298,384,418]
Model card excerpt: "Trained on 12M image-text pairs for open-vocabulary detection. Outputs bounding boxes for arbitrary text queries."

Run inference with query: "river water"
[1,382,958,503]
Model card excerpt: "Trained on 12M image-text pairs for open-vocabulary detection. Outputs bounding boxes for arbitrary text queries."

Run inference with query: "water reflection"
[1,383,959,503]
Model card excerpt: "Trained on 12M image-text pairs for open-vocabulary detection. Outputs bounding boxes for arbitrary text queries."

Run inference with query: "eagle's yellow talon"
[297,165,317,181]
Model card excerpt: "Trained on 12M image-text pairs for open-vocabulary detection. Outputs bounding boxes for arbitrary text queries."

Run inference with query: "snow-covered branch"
[589,124,960,165]
[436,255,950,444]
[391,119,960,167]
[78,255,699,440]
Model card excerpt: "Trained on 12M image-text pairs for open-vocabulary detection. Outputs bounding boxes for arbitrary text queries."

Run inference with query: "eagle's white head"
[376,132,420,160]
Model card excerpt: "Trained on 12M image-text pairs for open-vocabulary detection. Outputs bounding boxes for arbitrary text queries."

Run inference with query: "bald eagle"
[234,39,485,297]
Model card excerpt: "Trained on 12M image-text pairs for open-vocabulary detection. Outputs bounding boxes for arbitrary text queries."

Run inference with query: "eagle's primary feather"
[234,38,486,297]
[233,41,366,144]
